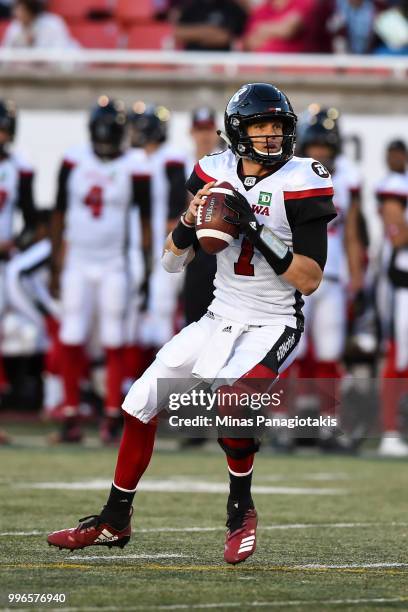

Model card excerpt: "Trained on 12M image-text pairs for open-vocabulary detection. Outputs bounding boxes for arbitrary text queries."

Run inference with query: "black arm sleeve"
[292,217,328,271]
[166,161,187,220]
[17,171,37,229]
[132,174,151,219]
[55,161,74,212]
[186,167,206,196]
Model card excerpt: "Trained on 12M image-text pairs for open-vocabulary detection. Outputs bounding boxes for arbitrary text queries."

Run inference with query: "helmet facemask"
[228,113,297,167]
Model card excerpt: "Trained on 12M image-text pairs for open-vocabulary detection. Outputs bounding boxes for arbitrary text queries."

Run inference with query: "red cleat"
[224,502,258,565]
[47,514,131,551]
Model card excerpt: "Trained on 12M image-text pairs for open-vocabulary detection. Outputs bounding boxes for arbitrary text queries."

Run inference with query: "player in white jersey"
[50,97,151,444]
[129,103,188,348]
[292,108,365,449]
[48,83,336,564]
[376,152,408,457]
[0,99,37,443]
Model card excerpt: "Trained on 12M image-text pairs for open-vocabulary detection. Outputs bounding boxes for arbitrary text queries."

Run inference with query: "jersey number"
[84,186,103,218]
[0,190,8,211]
[234,237,255,276]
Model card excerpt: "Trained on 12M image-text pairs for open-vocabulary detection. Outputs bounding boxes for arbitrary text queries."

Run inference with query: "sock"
[123,345,145,381]
[314,361,342,416]
[100,484,135,530]
[113,411,157,491]
[221,438,255,508]
[105,347,124,415]
[228,470,253,505]
[60,344,84,409]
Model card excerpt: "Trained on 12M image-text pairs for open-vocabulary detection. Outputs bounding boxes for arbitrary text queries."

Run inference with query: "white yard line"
[1,521,408,537]
[6,597,407,611]
[15,478,345,495]
[67,554,188,561]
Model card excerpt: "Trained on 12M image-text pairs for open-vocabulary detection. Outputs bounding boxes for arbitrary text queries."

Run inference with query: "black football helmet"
[0,99,17,140]
[223,83,297,166]
[89,96,127,158]
[128,102,170,148]
[298,106,342,157]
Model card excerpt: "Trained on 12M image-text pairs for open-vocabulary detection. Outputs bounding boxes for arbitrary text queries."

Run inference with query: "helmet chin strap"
[217,130,232,148]
[253,146,282,157]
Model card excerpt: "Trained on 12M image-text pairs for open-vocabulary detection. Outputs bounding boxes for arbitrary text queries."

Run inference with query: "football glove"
[224,189,293,276]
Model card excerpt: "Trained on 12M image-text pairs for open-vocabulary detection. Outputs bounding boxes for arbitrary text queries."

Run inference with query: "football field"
[1,426,408,612]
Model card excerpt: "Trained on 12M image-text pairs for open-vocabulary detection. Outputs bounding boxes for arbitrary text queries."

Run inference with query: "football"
[195,181,239,254]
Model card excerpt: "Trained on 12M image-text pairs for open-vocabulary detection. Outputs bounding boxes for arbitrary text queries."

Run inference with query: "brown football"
[195,181,239,254]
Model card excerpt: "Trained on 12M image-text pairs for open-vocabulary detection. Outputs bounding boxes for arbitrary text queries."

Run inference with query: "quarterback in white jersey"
[376,147,408,457]
[50,97,151,444]
[129,103,188,347]
[48,83,336,565]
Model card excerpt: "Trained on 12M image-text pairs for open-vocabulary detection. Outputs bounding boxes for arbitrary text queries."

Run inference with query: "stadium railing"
[0,49,407,79]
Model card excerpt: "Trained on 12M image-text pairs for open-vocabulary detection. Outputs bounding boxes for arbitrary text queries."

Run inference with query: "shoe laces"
[77,515,101,530]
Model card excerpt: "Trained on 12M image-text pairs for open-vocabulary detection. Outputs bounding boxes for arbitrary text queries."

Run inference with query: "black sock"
[228,470,253,508]
[100,484,135,530]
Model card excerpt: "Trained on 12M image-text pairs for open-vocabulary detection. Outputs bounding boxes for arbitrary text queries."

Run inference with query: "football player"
[47,83,336,564]
[376,140,408,457]
[294,107,365,449]
[50,96,151,444]
[128,102,188,348]
[0,98,37,432]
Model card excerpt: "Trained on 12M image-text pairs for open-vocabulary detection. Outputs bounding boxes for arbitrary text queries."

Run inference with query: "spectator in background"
[374,0,408,55]
[0,0,12,19]
[244,0,316,54]
[173,0,247,51]
[333,0,376,53]
[2,0,77,48]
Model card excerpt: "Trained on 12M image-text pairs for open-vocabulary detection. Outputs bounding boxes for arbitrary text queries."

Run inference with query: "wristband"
[172,214,196,249]
[252,225,293,275]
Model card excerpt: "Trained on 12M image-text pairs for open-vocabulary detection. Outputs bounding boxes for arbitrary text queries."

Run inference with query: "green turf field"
[1,426,408,612]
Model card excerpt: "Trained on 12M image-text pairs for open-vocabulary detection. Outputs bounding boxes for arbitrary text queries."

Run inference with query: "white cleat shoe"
[378,433,408,457]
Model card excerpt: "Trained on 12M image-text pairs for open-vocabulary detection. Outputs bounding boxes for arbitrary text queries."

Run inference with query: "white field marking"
[297,562,408,569]
[2,522,408,537]
[15,478,345,495]
[67,553,188,561]
[259,472,350,482]
[0,530,43,536]
[8,597,408,611]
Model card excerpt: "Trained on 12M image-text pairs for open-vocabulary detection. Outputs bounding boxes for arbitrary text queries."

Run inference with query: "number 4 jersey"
[56,145,151,261]
[187,149,336,329]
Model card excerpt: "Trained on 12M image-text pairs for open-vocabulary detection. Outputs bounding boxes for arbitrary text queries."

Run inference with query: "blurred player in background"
[0,98,37,443]
[128,103,188,349]
[295,106,365,450]
[183,107,220,327]
[376,139,408,457]
[50,96,151,445]
[48,83,337,565]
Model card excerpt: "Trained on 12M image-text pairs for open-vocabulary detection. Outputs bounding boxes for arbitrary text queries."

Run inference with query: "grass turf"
[0,427,408,611]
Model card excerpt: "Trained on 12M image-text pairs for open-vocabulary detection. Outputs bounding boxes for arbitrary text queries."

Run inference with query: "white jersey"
[188,150,336,328]
[376,172,408,280]
[327,155,361,280]
[135,143,187,262]
[0,152,34,242]
[60,145,150,261]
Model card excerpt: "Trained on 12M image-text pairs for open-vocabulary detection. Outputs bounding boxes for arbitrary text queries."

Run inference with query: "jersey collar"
[237,159,288,191]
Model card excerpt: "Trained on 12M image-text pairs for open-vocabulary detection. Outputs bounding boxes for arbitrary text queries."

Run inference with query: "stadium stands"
[48,0,114,21]
[116,0,154,24]
[126,22,174,50]
[69,20,121,49]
